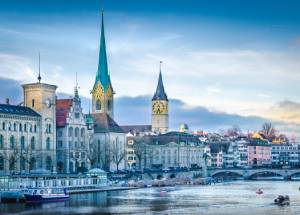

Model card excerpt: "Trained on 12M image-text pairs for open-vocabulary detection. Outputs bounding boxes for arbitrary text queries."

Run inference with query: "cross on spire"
[38,52,41,83]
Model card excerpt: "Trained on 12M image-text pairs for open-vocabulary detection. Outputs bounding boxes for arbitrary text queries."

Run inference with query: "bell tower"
[151,62,169,134]
[91,10,114,118]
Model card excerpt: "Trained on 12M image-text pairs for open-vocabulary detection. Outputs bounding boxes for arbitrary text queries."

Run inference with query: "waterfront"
[1,181,300,215]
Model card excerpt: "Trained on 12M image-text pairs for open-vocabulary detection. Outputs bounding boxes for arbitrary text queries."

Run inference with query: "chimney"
[5,98,9,105]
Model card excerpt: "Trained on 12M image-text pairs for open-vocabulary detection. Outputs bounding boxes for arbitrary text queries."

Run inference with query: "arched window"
[8,123,11,131]
[46,138,50,150]
[0,135,3,150]
[49,124,51,133]
[24,124,27,132]
[9,156,15,171]
[29,124,32,132]
[0,156,4,170]
[107,100,112,111]
[2,122,5,130]
[46,156,52,171]
[13,123,16,131]
[10,135,14,149]
[96,100,101,110]
[32,99,35,107]
[68,127,73,137]
[20,136,25,150]
[75,128,79,138]
[19,124,22,132]
[20,156,26,171]
[81,128,85,138]
[30,157,36,170]
[31,137,35,150]
[34,124,37,133]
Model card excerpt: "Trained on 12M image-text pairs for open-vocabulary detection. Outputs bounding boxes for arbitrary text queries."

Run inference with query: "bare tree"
[133,141,146,170]
[261,122,276,140]
[111,139,126,172]
[227,125,241,137]
[20,145,34,173]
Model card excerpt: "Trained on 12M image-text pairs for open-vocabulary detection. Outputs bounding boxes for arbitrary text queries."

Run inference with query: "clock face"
[152,101,167,114]
[93,82,104,100]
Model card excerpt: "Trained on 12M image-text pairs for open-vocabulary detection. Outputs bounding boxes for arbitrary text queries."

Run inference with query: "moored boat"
[23,187,69,203]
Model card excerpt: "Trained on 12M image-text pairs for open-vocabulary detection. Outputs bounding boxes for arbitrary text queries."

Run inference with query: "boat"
[256,189,263,195]
[274,195,290,206]
[23,187,69,203]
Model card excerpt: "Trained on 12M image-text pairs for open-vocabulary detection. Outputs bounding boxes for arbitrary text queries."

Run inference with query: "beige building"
[127,132,204,170]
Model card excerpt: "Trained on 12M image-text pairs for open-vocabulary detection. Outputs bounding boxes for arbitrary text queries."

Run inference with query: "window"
[46,156,52,171]
[10,135,15,149]
[58,130,62,137]
[107,100,112,110]
[19,124,22,132]
[75,112,80,119]
[49,124,51,133]
[13,123,16,131]
[0,156,4,170]
[0,135,3,150]
[20,136,25,150]
[75,128,79,138]
[32,99,35,107]
[9,156,15,171]
[2,122,5,130]
[30,157,36,170]
[58,140,63,148]
[34,125,37,133]
[96,100,101,110]
[20,157,26,171]
[81,152,85,159]
[46,138,50,150]
[68,127,73,137]
[24,124,27,132]
[29,124,32,132]
[31,137,35,150]
[8,123,11,131]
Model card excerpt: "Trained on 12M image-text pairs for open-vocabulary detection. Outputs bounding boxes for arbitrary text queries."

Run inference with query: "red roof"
[56,99,73,127]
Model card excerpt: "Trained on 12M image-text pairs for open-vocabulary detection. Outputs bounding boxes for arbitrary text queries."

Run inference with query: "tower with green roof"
[91,11,114,118]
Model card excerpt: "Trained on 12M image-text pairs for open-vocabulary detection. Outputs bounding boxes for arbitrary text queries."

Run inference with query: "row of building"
[0,12,298,176]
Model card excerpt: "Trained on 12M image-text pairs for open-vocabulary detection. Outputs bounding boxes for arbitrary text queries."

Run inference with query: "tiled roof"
[56,99,73,127]
[92,113,124,133]
[121,125,152,134]
[0,104,40,117]
[129,132,201,146]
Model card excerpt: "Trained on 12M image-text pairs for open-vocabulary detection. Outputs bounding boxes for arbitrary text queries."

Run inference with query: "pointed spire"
[37,52,41,83]
[152,61,168,101]
[94,9,110,92]
[74,72,79,99]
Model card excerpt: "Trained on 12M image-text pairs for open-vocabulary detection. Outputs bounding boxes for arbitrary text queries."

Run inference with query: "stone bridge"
[208,168,300,180]
[131,168,300,181]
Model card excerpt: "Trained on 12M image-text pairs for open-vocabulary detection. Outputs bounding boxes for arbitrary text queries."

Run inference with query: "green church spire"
[94,10,110,92]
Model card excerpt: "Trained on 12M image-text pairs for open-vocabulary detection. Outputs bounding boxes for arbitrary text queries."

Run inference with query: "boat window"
[40,190,44,194]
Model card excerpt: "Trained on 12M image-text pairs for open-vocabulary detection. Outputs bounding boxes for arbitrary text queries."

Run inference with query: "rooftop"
[0,103,40,117]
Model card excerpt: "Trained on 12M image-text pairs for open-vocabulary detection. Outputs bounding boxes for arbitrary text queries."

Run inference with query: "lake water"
[1,181,300,215]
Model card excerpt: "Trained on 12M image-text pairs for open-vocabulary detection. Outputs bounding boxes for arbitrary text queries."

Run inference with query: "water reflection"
[1,181,300,215]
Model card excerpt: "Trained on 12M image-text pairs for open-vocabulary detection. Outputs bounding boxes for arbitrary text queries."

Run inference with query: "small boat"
[23,187,69,203]
[256,189,263,195]
[274,195,290,206]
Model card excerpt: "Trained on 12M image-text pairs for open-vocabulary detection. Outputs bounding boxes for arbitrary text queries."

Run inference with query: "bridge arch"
[248,170,284,179]
[211,170,243,178]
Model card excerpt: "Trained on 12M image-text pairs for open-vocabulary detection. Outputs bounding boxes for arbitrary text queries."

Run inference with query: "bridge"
[207,168,300,180]
[127,168,300,181]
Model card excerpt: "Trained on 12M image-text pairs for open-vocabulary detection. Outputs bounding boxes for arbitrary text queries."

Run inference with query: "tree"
[261,122,276,141]
[111,139,126,172]
[227,125,241,137]
[133,141,146,170]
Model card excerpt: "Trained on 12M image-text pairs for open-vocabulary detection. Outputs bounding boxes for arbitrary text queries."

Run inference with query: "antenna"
[38,52,41,83]
[76,72,78,88]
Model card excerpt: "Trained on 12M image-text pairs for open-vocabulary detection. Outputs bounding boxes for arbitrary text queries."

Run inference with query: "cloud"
[265,100,300,124]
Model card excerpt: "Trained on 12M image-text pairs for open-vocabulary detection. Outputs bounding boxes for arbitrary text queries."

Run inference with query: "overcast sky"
[1,0,300,136]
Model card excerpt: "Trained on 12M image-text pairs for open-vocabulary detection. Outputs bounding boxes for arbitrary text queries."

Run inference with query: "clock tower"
[152,63,169,134]
[91,11,114,118]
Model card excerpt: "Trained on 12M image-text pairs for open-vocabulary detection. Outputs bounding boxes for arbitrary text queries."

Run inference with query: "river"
[1,181,300,215]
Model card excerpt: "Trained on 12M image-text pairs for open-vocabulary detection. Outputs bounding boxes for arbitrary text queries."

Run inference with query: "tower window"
[107,100,112,111]
[96,100,101,110]
[32,99,35,107]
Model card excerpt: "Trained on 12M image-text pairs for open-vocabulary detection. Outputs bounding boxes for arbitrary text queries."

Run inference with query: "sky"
[1,0,300,136]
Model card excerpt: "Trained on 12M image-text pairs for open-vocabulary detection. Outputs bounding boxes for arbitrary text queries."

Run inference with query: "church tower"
[151,62,169,134]
[91,11,114,118]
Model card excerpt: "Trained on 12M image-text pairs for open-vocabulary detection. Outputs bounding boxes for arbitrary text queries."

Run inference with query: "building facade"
[56,87,91,173]
[0,103,41,173]
[271,144,299,168]
[127,132,204,170]
[248,139,271,167]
